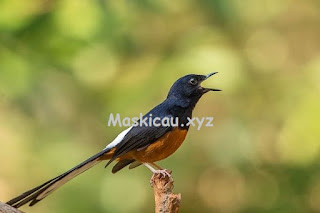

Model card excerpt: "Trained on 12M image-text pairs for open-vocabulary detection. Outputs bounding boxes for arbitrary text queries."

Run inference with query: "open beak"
[200,72,221,93]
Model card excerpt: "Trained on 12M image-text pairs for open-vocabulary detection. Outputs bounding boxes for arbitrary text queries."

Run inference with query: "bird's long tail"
[6,148,112,208]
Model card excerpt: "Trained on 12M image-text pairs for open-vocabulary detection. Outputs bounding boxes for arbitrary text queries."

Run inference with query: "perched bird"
[7,73,220,208]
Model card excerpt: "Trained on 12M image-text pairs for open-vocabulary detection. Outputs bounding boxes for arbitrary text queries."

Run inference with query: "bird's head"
[167,72,221,107]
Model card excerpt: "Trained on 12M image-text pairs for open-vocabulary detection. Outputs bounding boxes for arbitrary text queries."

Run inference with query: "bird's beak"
[201,72,221,93]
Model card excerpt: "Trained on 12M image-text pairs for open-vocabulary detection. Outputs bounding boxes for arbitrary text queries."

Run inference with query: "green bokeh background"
[1,0,320,212]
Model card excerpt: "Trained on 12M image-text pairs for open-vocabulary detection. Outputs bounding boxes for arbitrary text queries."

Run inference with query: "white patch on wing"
[104,126,133,150]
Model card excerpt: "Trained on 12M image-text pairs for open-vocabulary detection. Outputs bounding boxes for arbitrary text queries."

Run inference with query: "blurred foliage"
[0,0,320,212]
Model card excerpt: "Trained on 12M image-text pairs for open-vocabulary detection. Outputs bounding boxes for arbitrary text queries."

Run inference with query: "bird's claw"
[155,169,172,177]
[150,169,173,185]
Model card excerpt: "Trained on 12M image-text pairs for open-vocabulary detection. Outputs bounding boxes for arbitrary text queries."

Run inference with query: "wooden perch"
[0,202,23,213]
[150,171,181,213]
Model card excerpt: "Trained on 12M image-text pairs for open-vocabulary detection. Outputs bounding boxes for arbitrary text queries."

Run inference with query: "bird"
[6,72,221,208]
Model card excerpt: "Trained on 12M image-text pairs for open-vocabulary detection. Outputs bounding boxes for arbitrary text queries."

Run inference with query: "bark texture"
[151,172,181,213]
[0,202,23,213]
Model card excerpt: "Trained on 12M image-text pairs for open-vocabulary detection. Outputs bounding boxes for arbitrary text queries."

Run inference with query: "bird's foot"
[153,169,172,178]
[150,169,173,185]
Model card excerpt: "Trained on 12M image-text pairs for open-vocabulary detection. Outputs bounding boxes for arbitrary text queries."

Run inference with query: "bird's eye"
[189,78,198,86]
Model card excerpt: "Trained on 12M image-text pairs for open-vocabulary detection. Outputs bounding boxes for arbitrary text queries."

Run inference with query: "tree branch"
[0,202,24,213]
[151,172,181,213]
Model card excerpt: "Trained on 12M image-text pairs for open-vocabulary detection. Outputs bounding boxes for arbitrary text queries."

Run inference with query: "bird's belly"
[128,128,188,162]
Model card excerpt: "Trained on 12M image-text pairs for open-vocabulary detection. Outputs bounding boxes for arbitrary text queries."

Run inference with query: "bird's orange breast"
[125,128,188,163]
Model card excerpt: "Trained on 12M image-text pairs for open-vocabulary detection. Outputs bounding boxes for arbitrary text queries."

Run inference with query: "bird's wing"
[106,123,172,165]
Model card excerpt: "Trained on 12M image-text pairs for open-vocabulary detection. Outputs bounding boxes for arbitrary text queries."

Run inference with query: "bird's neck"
[165,96,199,122]
[166,95,200,110]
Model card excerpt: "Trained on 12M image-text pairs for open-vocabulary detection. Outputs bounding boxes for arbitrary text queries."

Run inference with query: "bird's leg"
[150,162,172,174]
[143,163,173,185]
[149,162,163,170]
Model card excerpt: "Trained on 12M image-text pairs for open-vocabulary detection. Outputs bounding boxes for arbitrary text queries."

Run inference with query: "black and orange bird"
[7,73,220,208]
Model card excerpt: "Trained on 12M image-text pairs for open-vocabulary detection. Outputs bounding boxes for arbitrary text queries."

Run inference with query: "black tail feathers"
[7,149,109,208]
